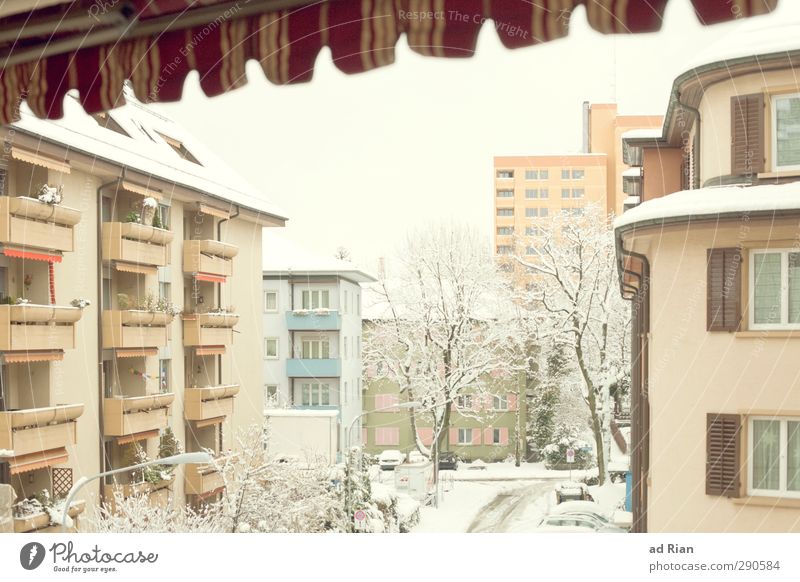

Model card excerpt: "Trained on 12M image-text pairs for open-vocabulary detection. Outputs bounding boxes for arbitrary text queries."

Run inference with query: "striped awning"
[197,203,231,220]
[9,448,69,474]
[0,0,777,125]
[3,350,65,364]
[195,346,226,356]
[10,147,71,173]
[121,180,163,200]
[115,261,158,276]
[195,273,226,284]
[116,429,160,445]
[115,348,159,358]
[194,416,225,429]
[4,247,63,263]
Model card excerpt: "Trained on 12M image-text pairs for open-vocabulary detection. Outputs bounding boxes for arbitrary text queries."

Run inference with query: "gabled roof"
[262,230,376,283]
[10,87,288,222]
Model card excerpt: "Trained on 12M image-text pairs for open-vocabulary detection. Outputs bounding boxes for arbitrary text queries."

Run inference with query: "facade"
[616,17,800,532]
[0,90,286,532]
[363,372,527,463]
[262,232,375,460]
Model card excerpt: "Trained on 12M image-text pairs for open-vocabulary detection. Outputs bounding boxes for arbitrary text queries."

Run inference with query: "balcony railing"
[285,309,341,331]
[184,457,232,497]
[0,196,81,252]
[102,310,173,349]
[184,384,239,421]
[102,222,174,267]
[182,312,239,347]
[286,358,342,378]
[183,239,238,278]
[0,304,82,351]
[102,393,175,436]
[13,500,85,533]
[0,403,84,457]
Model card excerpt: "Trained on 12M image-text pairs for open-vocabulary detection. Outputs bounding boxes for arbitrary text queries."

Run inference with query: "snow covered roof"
[262,230,376,283]
[614,184,800,231]
[623,196,640,206]
[621,128,662,140]
[11,88,287,222]
[680,13,800,74]
[622,167,642,178]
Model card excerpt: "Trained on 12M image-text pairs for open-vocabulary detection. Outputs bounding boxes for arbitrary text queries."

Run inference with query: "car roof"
[550,501,611,517]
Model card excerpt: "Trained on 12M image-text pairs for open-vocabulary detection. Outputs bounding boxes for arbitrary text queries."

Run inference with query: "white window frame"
[301,382,331,406]
[497,208,514,217]
[264,384,279,406]
[264,290,278,313]
[457,428,472,445]
[264,338,279,359]
[301,337,330,359]
[496,189,514,197]
[493,394,508,411]
[302,289,330,309]
[771,92,800,172]
[524,169,537,180]
[748,248,800,330]
[457,395,473,409]
[747,415,800,498]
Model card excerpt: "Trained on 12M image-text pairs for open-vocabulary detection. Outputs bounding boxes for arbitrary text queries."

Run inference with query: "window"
[264,290,278,312]
[343,336,348,359]
[159,359,170,394]
[301,338,330,359]
[540,208,549,218]
[496,170,514,179]
[92,112,130,137]
[539,188,549,198]
[497,208,514,217]
[344,381,349,404]
[301,382,330,406]
[493,394,508,410]
[525,169,538,180]
[159,281,171,302]
[491,428,502,444]
[572,188,585,198]
[572,169,585,179]
[561,188,570,199]
[772,93,800,170]
[357,293,361,316]
[301,289,330,309]
[357,337,361,357]
[456,395,473,409]
[561,208,583,217]
[749,249,800,329]
[748,416,800,498]
[375,427,400,445]
[525,189,538,199]
[496,189,514,197]
[343,290,349,314]
[156,131,202,165]
[157,203,170,229]
[525,208,538,218]
[561,169,570,179]
[265,384,279,406]
[457,428,473,445]
[496,227,513,236]
[496,245,512,255]
[540,169,549,180]
[525,226,541,236]
[264,338,279,359]
[525,246,540,256]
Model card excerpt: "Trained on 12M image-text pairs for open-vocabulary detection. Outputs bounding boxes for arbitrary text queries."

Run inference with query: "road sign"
[566,448,575,464]
[354,509,366,522]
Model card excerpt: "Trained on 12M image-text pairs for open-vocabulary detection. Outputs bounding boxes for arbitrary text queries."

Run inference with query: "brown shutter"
[706,413,742,497]
[707,248,742,331]
[731,93,765,176]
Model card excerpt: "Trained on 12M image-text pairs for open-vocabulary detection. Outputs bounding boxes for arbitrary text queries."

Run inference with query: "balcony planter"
[102,310,171,349]
[0,304,82,351]
[6,303,82,323]
[0,196,81,252]
[184,384,239,421]
[182,313,239,347]
[102,222,173,267]
[0,404,84,456]
[13,500,85,533]
[196,312,239,327]
[103,393,175,436]
[183,239,238,278]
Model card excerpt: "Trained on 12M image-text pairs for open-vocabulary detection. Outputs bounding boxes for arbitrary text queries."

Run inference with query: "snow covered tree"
[363,225,524,485]
[512,204,630,485]
[528,344,567,453]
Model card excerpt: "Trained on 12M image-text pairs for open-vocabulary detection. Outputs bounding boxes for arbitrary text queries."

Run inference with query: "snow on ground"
[415,481,516,533]
[451,461,595,482]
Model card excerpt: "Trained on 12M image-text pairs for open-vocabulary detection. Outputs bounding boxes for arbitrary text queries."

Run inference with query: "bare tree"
[334,246,351,261]
[512,204,630,485]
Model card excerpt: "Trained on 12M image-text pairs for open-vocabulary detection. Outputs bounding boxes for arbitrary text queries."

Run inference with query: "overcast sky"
[153,1,798,273]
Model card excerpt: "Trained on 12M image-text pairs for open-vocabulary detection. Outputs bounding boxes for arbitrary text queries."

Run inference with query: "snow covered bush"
[542,424,595,470]
[36,184,63,205]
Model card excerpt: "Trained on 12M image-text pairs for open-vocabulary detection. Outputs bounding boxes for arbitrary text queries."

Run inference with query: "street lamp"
[58,451,213,532]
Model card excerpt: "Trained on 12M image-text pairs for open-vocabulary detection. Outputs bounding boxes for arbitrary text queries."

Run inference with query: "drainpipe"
[676,91,701,190]
[214,205,239,386]
[96,176,121,504]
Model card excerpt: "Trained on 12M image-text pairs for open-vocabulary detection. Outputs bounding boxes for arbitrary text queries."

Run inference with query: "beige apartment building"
[617,16,800,532]
[0,91,285,532]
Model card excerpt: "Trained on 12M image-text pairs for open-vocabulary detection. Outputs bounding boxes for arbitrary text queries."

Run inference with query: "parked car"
[407,451,427,464]
[378,450,406,470]
[438,452,459,471]
[554,481,591,503]
[549,500,613,520]
[536,515,626,533]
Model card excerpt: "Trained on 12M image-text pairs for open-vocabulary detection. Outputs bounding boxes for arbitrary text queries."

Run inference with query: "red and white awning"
[0,0,778,125]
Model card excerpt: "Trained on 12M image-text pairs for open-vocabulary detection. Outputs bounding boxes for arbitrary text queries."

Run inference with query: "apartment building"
[0,90,286,532]
[616,15,800,532]
[262,232,375,461]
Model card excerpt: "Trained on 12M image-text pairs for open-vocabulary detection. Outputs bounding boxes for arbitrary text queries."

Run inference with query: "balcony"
[102,310,173,349]
[102,222,174,268]
[0,196,81,253]
[286,358,341,378]
[184,458,230,497]
[182,312,239,347]
[13,500,85,533]
[285,309,341,331]
[103,393,175,436]
[0,304,82,351]
[183,239,238,278]
[184,384,239,421]
[0,404,83,456]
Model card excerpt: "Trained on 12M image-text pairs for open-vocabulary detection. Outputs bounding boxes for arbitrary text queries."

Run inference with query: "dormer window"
[156,131,202,165]
[92,112,130,138]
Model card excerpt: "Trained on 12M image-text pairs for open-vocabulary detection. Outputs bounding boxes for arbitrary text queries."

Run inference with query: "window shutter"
[731,93,765,176]
[706,413,741,497]
[449,428,459,446]
[707,248,742,331]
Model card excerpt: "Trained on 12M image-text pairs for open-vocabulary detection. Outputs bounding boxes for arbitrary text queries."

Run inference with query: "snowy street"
[466,481,552,533]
